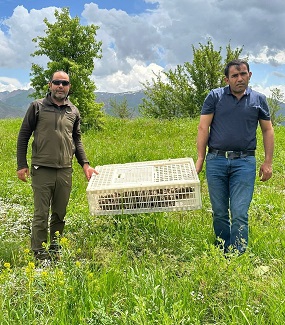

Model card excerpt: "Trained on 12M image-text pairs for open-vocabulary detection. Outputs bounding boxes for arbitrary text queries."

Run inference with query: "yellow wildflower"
[25,262,35,277]
[4,262,11,269]
[57,270,64,278]
[87,272,94,279]
[27,262,35,270]
[59,237,69,247]
[41,271,48,278]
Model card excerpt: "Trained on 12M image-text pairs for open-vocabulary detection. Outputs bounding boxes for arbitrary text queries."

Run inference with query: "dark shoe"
[34,251,52,268]
[34,250,51,261]
[48,244,61,261]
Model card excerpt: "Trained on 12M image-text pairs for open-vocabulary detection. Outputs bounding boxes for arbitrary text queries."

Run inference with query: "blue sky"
[0,0,157,18]
[0,0,285,96]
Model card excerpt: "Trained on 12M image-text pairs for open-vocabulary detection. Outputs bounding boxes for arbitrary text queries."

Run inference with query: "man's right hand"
[17,168,30,182]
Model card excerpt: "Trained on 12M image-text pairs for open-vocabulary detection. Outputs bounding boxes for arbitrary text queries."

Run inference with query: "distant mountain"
[1,88,284,122]
[0,89,145,119]
[95,90,145,116]
[0,100,26,119]
[0,88,34,119]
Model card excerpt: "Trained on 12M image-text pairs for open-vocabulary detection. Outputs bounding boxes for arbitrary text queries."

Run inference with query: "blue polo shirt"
[201,86,270,151]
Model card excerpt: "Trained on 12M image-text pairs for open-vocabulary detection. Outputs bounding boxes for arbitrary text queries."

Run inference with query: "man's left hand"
[259,162,272,182]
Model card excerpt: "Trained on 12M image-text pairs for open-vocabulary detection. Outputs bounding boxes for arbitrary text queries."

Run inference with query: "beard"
[51,90,68,101]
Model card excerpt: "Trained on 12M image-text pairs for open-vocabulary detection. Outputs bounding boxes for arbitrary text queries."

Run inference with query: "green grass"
[0,116,285,324]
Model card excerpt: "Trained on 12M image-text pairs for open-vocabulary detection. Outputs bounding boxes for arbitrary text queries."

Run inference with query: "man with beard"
[17,70,96,263]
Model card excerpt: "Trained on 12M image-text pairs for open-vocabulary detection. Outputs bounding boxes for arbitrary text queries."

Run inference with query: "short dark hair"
[224,59,249,77]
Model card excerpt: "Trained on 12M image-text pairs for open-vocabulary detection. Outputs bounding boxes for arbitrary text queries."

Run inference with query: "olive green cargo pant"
[31,166,72,252]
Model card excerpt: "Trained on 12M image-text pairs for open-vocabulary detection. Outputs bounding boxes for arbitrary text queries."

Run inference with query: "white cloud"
[253,84,285,98]
[0,1,285,94]
[93,59,166,93]
[0,76,30,92]
[249,47,285,66]
[1,6,58,68]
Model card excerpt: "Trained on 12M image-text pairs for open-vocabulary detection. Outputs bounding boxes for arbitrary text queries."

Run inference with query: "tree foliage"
[140,39,244,119]
[110,98,134,119]
[30,7,104,130]
[267,88,285,126]
[139,65,197,119]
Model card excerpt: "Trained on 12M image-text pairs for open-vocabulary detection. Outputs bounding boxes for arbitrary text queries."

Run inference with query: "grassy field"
[0,116,285,324]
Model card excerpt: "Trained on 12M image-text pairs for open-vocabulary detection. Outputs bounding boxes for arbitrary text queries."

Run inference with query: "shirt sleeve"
[16,102,38,170]
[72,110,90,167]
[259,94,271,121]
[201,90,216,115]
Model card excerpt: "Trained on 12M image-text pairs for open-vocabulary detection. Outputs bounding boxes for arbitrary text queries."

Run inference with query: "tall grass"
[0,116,285,324]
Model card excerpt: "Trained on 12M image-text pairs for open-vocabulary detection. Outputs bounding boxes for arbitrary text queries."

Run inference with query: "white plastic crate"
[86,158,202,215]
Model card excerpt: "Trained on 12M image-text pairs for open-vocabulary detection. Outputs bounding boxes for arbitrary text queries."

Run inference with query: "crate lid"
[87,157,199,191]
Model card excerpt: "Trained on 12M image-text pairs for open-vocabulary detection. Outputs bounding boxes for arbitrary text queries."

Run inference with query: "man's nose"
[237,73,243,80]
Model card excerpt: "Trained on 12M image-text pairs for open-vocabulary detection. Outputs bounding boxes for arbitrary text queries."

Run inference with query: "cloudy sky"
[0,0,285,96]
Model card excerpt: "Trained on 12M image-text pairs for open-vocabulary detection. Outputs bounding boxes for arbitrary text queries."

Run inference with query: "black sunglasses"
[51,80,70,86]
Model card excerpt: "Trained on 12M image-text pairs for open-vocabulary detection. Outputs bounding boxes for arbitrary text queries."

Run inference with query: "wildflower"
[27,262,35,270]
[75,261,81,268]
[42,242,48,250]
[190,290,205,302]
[25,262,35,277]
[41,271,48,278]
[4,262,11,269]
[87,272,94,279]
[23,249,33,262]
[68,287,74,293]
[59,237,69,248]
[57,270,64,277]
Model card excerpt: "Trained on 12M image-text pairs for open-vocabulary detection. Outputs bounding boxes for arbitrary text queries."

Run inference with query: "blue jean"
[206,153,256,253]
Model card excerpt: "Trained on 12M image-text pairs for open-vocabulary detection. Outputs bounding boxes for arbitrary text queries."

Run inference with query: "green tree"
[188,40,244,110]
[110,98,134,119]
[267,88,285,126]
[30,7,104,130]
[140,39,244,119]
[140,65,197,119]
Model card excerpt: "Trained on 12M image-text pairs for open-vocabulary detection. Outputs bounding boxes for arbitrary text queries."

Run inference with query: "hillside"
[0,117,285,324]
[0,100,27,118]
[0,89,145,118]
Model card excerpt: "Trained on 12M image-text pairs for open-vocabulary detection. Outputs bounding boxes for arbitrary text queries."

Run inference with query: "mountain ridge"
[0,89,145,119]
[1,89,285,123]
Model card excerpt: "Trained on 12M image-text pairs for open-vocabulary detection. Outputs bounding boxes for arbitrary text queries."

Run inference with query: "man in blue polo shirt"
[196,59,274,255]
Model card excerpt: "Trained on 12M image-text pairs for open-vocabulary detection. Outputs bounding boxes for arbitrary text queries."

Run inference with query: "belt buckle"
[226,151,233,159]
